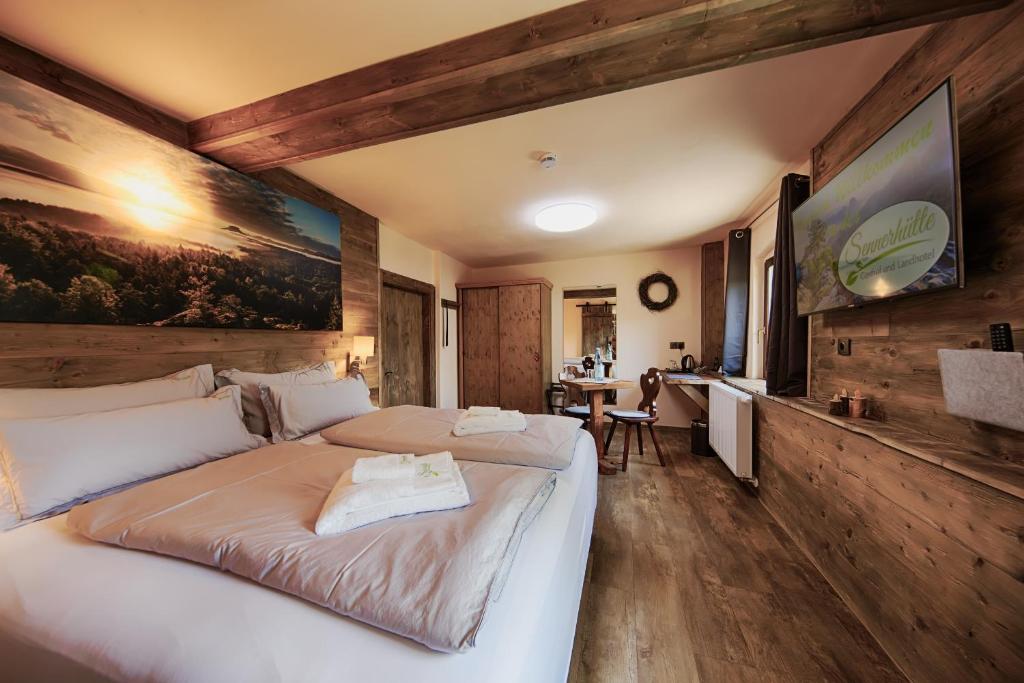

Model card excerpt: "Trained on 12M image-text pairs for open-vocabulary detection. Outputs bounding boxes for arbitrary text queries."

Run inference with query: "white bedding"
[0,433,597,683]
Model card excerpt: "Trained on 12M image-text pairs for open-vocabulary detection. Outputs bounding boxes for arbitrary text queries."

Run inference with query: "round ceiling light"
[534,203,597,232]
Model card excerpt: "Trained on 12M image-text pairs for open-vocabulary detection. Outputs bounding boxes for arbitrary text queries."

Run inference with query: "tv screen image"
[793,79,962,316]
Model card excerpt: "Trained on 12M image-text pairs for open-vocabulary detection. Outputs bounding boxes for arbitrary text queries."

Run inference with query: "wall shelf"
[723,378,1024,502]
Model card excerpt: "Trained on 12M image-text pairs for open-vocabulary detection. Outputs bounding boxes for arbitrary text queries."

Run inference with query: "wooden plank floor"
[568,426,906,683]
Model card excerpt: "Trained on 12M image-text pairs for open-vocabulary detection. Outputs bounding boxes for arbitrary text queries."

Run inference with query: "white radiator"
[708,382,754,480]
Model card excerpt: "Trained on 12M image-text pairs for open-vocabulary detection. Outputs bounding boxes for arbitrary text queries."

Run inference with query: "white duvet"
[0,434,598,683]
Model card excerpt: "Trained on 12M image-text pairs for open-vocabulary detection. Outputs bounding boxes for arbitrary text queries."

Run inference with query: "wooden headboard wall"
[808,4,1024,461]
[0,38,380,393]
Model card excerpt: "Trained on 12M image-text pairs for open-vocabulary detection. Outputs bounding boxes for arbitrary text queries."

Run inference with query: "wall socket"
[837,338,852,356]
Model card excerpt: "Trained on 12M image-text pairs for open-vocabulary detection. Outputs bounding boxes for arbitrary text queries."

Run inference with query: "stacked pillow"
[215,361,338,437]
[260,377,375,443]
[0,365,261,531]
[0,363,215,419]
[0,361,378,531]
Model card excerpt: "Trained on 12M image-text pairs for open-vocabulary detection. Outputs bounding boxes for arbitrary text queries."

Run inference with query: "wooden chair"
[560,366,591,429]
[604,367,666,471]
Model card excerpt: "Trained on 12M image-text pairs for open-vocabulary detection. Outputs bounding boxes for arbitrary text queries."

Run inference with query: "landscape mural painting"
[0,70,341,330]
[792,80,961,316]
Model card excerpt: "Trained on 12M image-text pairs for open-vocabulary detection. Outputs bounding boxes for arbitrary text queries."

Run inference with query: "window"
[761,257,775,378]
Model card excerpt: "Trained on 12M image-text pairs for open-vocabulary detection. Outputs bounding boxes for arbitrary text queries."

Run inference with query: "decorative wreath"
[638,272,678,312]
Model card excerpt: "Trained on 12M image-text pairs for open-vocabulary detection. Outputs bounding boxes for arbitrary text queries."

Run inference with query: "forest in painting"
[0,71,341,330]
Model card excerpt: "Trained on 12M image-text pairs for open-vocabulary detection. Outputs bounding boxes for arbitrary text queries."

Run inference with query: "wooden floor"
[568,426,906,683]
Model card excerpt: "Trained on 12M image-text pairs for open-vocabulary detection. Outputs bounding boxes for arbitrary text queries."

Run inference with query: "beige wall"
[380,210,787,418]
[562,297,582,358]
[436,251,471,409]
[378,225,470,409]
[379,225,435,283]
[464,247,703,428]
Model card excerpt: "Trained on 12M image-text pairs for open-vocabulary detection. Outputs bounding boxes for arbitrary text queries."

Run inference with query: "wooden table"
[562,378,635,475]
[663,372,722,418]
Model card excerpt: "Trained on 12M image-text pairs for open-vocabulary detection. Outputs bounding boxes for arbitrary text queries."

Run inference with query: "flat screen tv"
[793,79,963,316]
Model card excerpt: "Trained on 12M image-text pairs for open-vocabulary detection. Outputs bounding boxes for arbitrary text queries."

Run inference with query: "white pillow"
[0,385,263,524]
[216,362,336,437]
[261,378,375,443]
[0,364,215,419]
[0,476,16,530]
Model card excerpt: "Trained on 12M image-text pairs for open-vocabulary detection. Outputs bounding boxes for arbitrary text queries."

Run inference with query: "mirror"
[562,286,617,403]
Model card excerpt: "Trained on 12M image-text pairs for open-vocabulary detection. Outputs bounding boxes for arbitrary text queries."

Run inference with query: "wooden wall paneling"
[0,325,347,360]
[701,241,725,368]
[563,287,616,300]
[811,3,1024,185]
[458,286,500,408]
[498,283,544,414]
[185,0,1011,171]
[0,346,352,390]
[755,397,1024,682]
[758,10,1024,683]
[0,43,380,395]
[807,4,1024,461]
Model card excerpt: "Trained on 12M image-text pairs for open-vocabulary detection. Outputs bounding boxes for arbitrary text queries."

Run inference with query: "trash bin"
[690,418,712,457]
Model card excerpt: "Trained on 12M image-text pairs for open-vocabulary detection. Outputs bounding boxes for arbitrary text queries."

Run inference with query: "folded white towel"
[315,462,470,535]
[336,467,462,509]
[453,410,527,437]
[352,451,454,484]
[467,406,501,417]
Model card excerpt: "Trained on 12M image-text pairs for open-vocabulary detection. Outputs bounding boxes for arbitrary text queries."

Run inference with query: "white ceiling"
[0,0,577,120]
[293,31,920,266]
[0,1,922,267]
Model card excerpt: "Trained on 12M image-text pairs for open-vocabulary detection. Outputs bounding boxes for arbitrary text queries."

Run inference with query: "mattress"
[0,433,598,683]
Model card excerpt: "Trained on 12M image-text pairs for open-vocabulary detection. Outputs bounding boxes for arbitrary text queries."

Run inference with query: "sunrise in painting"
[0,71,341,330]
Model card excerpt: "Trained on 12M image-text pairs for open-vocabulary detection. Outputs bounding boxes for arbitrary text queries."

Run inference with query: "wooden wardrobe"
[457,278,552,414]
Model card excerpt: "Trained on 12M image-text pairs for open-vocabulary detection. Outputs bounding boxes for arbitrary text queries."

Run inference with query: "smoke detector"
[538,152,558,169]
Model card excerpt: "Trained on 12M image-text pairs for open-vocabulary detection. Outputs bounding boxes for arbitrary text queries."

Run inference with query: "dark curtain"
[766,173,811,396]
[722,228,751,376]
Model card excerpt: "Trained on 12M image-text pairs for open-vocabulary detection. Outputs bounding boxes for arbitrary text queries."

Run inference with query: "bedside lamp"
[349,336,375,378]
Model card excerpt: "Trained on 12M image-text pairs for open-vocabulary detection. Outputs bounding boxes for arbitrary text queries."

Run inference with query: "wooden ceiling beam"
[189,0,1011,172]
[188,0,766,154]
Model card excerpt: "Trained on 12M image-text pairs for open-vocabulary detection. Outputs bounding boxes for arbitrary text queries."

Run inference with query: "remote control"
[990,323,1014,352]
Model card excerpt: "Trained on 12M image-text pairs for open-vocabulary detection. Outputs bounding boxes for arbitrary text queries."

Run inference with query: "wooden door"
[581,305,615,355]
[499,284,543,413]
[381,272,435,407]
[460,287,499,407]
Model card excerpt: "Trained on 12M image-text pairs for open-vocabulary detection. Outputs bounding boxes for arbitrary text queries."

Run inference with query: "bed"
[0,432,597,683]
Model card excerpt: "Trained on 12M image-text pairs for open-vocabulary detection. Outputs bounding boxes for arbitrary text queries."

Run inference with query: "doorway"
[380,270,436,407]
[562,286,617,405]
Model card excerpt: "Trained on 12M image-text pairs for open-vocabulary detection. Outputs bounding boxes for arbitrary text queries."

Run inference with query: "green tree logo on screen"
[837,201,949,296]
